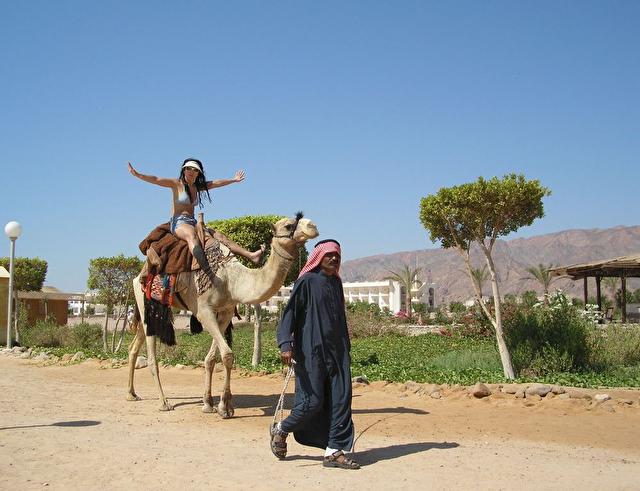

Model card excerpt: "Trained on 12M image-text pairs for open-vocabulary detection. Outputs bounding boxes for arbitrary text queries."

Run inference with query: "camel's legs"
[145,332,173,411]
[127,278,147,401]
[201,338,219,413]
[197,306,235,418]
[126,310,145,401]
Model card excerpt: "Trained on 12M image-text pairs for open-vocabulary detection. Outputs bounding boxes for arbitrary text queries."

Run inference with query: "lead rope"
[272,361,296,429]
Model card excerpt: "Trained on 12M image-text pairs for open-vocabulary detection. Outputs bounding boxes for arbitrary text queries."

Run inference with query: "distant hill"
[341,225,640,304]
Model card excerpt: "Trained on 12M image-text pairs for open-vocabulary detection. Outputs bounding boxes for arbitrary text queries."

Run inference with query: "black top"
[277,270,350,373]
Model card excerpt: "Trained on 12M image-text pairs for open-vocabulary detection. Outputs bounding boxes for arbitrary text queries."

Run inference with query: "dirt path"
[1,355,639,490]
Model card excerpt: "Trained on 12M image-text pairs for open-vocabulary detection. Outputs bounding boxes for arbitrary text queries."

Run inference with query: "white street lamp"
[5,221,22,348]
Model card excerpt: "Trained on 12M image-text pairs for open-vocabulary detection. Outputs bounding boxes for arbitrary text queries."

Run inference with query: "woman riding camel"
[128,158,263,277]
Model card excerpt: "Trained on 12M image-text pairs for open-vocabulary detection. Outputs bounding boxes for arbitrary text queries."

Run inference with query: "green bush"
[412,302,427,315]
[504,291,590,376]
[451,309,493,338]
[434,309,451,325]
[520,290,539,308]
[587,325,640,370]
[21,320,70,348]
[346,301,402,338]
[449,302,466,314]
[70,323,103,349]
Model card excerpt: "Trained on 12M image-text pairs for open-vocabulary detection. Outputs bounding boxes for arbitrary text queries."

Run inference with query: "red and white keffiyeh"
[298,240,341,278]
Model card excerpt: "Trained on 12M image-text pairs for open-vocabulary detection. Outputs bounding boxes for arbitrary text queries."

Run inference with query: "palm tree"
[469,265,490,300]
[385,263,422,317]
[524,263,556,297]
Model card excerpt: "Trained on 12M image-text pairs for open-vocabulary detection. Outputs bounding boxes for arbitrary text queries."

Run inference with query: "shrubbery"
[21,321,70,348]
[504,290,590,376]
[588,324,640,371]
[346,301,404,338]
[20,321,103,351]
[70,323,103,349]
[14,290,640,388]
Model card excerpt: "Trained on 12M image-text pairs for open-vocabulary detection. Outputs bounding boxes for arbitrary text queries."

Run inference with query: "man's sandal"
[269,423,288,460]
[323,450,361,470]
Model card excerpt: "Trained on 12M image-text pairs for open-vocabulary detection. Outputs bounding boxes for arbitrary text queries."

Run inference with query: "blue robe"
[276,270,354,450]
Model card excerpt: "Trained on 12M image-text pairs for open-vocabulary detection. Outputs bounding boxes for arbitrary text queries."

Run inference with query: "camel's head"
[271,212,319,248]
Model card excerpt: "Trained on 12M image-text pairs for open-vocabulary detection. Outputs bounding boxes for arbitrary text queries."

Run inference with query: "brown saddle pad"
[139,223,231,279]
[139,223,193,275]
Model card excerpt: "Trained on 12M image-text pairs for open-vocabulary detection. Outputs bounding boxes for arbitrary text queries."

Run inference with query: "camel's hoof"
[126,393,142,401]
[217,406,234,419]
[159,402,174,412]
[202,405,215,414]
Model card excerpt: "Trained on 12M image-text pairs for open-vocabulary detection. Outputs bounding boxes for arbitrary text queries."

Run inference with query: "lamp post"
[5,221,22,348]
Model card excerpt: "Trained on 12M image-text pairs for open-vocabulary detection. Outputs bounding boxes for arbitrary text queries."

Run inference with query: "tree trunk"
[102,308,109,351]
[252,304,262,367]
[483,250,515,379]
[461,245,515,380]
[110,306,125,352]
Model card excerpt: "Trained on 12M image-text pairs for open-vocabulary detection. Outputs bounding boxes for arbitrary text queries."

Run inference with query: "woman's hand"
[233,170,246,182]
[128,162,138,177]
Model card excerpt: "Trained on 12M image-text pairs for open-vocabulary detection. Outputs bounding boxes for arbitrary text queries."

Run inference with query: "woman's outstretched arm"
[128,162,175,187]
[206,169,246,189]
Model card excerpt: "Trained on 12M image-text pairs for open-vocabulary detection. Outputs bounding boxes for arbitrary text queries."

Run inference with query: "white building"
[262,279,426,314]
[343,280,403,312]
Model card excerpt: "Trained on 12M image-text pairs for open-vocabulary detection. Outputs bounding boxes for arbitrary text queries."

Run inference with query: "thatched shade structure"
[549,253,640,322]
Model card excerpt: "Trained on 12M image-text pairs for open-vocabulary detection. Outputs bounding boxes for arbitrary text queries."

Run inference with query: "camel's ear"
[270,223,277,234]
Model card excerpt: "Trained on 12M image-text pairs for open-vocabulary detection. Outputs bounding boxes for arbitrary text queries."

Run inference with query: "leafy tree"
[0,257,48,343]
[419,173,550,379]
[0,257,48,291]
[208,214,308,284]
[208,214,309,366]
[385,263,422,317]
[87,255,143,350]
[524,263,556,299]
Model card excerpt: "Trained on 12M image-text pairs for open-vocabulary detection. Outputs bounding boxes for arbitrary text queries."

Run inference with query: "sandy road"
[1,355,639,490]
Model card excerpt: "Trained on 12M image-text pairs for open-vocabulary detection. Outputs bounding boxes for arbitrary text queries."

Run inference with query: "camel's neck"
[230,240,297,304]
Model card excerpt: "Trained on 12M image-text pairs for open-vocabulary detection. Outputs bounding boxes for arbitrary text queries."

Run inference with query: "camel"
[126,214,319,417]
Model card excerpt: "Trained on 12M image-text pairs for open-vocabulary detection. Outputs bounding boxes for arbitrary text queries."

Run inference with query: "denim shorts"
[170,214,197,234]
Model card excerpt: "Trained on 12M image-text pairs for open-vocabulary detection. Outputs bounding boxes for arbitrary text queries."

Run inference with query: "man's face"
[320,252,341,276]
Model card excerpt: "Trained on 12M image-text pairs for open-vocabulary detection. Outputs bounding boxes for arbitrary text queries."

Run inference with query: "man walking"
[270,239,360,469]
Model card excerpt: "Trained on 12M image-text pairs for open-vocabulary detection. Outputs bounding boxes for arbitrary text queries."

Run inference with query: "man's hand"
[233,170,246,182]
[280,351,293,366]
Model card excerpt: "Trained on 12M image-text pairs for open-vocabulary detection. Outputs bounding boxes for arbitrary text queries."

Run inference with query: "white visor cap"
[182,160,201,172]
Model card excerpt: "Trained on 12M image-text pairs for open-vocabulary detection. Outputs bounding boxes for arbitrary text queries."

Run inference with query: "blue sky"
[1,1,638,292]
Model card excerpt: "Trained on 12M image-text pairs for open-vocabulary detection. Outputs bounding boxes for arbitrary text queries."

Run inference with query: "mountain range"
[340,225,640,304]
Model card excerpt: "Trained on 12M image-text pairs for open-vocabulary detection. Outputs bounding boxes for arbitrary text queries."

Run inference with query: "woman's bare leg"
[175,224,213,276]
[212,230,265,265]
[174,224,199,251]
